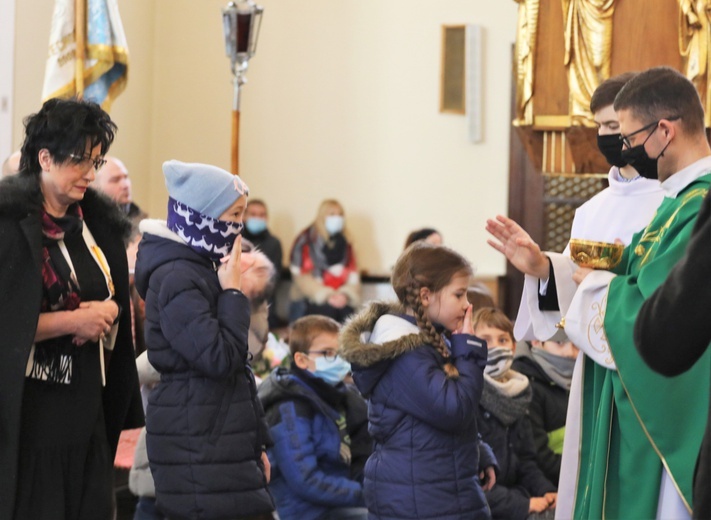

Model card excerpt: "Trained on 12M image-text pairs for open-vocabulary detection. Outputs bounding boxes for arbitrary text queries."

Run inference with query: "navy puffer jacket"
[340,302,495,520]
[135,221,274,520]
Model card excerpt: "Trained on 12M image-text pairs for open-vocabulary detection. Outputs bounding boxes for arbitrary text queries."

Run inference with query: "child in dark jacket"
[472,308,557,520]
[340,243,497,520]
[135,160,274,520]
[259,315,371,520]
[512,337,578,486]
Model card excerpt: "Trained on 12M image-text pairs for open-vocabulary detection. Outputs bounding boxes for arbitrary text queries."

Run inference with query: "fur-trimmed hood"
[340,301,432,396]
[340,301,428,367]
[0,172,131,240]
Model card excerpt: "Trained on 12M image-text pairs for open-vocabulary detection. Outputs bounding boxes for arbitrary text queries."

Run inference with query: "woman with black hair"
[0,98,143,520]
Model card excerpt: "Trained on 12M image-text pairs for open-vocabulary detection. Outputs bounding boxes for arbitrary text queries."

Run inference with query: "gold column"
[513,0,541,126]
[679,0,711,127]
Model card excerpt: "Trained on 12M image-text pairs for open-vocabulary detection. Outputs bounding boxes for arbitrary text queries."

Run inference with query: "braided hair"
[392,242,473,378]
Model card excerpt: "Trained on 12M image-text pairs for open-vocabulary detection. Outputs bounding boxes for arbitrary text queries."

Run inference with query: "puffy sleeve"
[157,275,250,379]
[384,334,488,432]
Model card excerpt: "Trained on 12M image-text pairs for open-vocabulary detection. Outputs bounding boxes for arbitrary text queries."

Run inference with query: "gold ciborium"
[569,239,624,270]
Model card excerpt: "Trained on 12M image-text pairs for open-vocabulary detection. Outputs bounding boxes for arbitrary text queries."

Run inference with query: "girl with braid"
[340,242,497,519]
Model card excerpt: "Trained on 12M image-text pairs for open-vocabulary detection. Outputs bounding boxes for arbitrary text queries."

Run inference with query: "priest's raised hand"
[486,215,549,279]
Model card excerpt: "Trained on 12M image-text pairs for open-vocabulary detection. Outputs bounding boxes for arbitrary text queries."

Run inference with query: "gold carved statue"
[679,0,711,127]
[563,0,615,126]
[513,0,540,126]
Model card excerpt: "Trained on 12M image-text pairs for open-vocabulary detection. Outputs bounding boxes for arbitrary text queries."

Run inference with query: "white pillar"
[0,0,16,161]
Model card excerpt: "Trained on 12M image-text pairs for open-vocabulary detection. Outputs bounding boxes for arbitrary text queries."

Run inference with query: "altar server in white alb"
[487,72,665,519]
[511,72,664,342]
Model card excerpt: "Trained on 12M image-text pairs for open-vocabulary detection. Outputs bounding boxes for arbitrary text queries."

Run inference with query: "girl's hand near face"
[453,304,474,335]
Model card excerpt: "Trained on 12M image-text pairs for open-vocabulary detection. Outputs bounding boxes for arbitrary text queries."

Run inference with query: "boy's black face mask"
[596,133,627,168]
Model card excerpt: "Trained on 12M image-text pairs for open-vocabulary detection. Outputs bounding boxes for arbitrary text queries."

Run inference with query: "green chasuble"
[574,174,711,519]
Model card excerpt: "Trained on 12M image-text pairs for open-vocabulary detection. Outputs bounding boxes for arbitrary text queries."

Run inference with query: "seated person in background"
[241,240,277,376]
[289,199,360,323]
[258,315,371,520]
[1,150,21,177]
[93,156,143,218]
[512,335,578,486]
[243,199,284,328]
[243,199,283,277]
[127,209,149,356]
[467,282,496,312]
[403,227,442,249]
[472,307,557,520]
[129,352,165,520]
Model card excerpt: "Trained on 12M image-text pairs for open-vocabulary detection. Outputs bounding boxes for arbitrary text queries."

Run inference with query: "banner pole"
[75,0,86,96]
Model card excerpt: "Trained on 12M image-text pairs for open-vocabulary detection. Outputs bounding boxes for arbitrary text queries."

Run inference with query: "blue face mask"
[245,217,267,235]
[312,355,351,385]
[324,215,344,235]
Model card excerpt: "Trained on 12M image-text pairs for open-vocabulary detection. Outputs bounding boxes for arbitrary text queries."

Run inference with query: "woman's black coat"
[0,174,144,518]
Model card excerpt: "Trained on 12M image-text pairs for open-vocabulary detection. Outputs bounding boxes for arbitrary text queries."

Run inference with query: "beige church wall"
[12,0,517,277]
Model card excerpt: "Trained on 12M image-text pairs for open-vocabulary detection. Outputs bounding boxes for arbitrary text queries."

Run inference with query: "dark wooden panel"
[566,126,609,174]
[611,1,683,75]
[532,0,569,117]
[505,52,545,320]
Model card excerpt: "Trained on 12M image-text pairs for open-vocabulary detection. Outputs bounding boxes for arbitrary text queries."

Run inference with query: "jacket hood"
[258,368,300,411]
[134,219,213,299]
[0,173,131,239]
[258,367,340,421]
[340,301,430,396]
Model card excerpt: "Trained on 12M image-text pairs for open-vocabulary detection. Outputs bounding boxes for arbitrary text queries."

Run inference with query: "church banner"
[42,0,129,111]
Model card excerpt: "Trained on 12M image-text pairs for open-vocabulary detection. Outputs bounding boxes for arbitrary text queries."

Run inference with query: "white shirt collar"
[607,166,661,195]
[661,155,711,198]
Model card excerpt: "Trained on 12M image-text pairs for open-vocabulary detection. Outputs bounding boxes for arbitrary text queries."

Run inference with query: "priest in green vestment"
[487,67,711,519]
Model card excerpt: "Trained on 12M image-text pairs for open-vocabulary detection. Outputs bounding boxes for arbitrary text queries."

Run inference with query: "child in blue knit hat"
[134,160,275,520]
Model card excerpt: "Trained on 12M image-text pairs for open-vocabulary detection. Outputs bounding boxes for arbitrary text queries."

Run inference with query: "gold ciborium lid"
[569,239,624,270]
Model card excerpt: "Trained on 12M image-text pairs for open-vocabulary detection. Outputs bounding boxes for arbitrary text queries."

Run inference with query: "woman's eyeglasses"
[69,153,107,171]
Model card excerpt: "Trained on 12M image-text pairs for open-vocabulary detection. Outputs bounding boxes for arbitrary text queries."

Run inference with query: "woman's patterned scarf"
[40,206,83,312]
[28,206,84,384]
[167,198,243,261]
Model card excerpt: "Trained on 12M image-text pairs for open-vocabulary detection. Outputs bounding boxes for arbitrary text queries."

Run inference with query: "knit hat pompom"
[163,159,249,219]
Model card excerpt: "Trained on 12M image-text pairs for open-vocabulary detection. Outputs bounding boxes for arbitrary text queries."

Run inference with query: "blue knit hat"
[163,160,249,219]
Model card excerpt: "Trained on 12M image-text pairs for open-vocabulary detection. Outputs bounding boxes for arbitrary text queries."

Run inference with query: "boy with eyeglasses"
[258,315,371,520]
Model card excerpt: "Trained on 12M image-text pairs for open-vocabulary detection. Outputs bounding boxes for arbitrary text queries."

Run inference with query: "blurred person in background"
[289,199,360,323]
